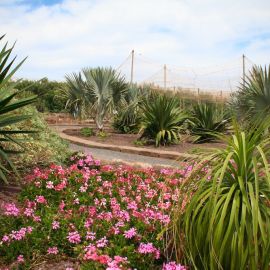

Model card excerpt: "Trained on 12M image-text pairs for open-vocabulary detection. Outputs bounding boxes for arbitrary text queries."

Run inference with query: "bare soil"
[63,128,225,153]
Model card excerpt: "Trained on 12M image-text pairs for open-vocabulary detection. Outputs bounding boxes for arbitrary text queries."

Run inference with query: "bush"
[112,111,141,134]
[12,105,70,170]
[80,127,95,137]
[14,78,67,113]
[140,95,188,146]
[171,121,270,269]
[0,154,192,269]
[188,102,230,143]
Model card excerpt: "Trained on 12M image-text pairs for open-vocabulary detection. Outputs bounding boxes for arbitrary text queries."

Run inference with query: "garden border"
[56,128,196,161]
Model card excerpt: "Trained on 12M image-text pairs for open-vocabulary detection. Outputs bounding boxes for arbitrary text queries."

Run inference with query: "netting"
[116,51,255,95]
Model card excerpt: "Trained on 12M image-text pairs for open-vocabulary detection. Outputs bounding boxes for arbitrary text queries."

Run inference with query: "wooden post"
[242,54,246,87]
[164,64,167,90]
[131,49,134,84]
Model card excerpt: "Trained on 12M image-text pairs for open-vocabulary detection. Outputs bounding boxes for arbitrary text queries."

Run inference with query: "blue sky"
[1,0,270,88]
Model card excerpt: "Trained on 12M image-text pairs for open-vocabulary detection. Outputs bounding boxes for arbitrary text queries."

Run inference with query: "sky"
[1,0,270,84]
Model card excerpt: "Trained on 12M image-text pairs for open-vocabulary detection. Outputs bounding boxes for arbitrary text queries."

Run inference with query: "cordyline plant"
[0,35,37,183]
[169,119,270,269]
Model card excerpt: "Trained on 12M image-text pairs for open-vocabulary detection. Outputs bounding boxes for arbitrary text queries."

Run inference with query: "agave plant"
[0,35,37,183]
[176,120,270,269]
[231,65,270,122]
[140,94,188,146]
[189,102,230,143]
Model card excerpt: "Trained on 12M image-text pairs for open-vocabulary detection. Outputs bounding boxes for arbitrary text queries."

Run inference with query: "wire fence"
[116,51,255,100]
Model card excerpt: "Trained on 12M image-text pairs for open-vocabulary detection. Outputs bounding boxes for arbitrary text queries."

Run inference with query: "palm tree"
[62,72,92,119]
[231,65,270,122]
[82,67,127,130]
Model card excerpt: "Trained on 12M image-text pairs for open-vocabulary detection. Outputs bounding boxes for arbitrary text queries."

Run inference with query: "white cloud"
[1,0,270,89]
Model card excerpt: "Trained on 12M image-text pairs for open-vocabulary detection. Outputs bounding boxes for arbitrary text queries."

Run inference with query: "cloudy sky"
[1,0,270,83]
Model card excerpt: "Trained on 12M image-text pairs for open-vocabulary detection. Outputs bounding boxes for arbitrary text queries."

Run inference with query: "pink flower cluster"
[1,226,33,244]
[3,203,20,216]
[0,153,198,269]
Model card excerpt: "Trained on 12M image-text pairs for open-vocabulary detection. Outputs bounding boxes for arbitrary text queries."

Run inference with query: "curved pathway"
[69,143,181,168]
[50,124,186,168]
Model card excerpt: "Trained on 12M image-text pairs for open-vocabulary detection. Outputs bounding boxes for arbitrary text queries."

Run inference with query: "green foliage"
[83,67,127,130]
[0,35,37,183]
[14,78,67,113]
[113,84,152,134]
[231,65,270,122]
[80,127,95,137]
[63,72,91,119]
[140,95,188,146]
[63,67,127,130]
[133,139,147,147]
[97,130,108,138]
[178,120,270,269]
[10,106,70,172]
[189,102,230,143]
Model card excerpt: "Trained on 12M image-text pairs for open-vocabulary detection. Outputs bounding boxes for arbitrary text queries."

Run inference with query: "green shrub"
[112,84,151,134]
[173,120,270,269]
[188,102,230,143]
[13,105,70,170]
[97,130,108,138]
[140,95,188,146]
[80,127,95,137]
[113,111,141,134]
[133,139,147,147]
[14,78,67,113]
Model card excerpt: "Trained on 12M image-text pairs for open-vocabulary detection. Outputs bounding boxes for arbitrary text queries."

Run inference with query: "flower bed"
[0,153,197,269]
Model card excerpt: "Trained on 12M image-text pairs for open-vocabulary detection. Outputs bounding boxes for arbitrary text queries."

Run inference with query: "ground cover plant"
[0,153,199,269]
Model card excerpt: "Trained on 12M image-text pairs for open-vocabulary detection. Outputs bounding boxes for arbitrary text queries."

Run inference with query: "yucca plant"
[189,102,230,143]
[175,120,270,269]
[0,35,37,183]
[231,65,270,123]
[140,94,188,146]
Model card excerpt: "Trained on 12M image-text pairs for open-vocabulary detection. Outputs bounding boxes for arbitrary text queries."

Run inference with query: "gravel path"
[69,143,180,168]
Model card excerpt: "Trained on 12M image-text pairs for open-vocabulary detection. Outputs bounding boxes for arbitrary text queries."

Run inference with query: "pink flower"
[47,246,58,254]
[59,200,65,211]
[46,181,54,189]
[17,255,24,263]
[67,231,81,244]
[86,231,96,241]
[52,221,60,230]
[124,228,137,239]
[3,203,20,216]
[36,195,47,204]
[163,261,187,270]
[24,208,34,217]
[138,243,160,259]
[2,234,9,242]
[33,215,41,222]
[96,237,108,248]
